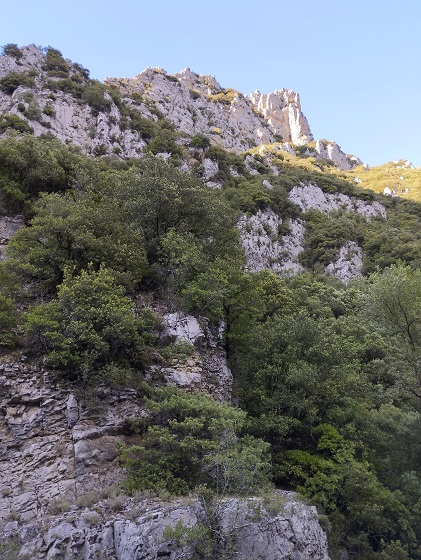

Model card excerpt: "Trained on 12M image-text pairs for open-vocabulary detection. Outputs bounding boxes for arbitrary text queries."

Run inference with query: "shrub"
[0,72,35,94]
[146,129,183,157]
[81,81,112,115]
[2,44,23,60]
[120,106,156,139]
[25,266,148,380]
[44,47,69,75]
[0,295,18,347]
[42,104,56,117]
[121,387,271,496]
[190,134,210,149]
[0,114,33,134]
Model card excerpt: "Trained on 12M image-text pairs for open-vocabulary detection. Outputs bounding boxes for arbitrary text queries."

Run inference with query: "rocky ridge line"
[0,45,360,169]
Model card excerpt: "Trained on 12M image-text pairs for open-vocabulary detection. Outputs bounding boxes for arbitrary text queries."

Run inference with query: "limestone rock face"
[0,311,233,529]
[249,89,313,145]
[158,312,233,401]
[106,67,277,152]
[289,184,386,219]
[238,209,305,275]
[314,140,362,170]
[5,492,330,560]
[0,46,362,171]
[325,241,363,283]
[0,45,146,158]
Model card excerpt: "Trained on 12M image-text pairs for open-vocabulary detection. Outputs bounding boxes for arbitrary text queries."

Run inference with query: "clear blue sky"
[3,0,421,167]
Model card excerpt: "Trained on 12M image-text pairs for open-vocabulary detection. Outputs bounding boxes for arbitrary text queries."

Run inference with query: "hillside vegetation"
[1,44,421,560]
[1,132,421,559]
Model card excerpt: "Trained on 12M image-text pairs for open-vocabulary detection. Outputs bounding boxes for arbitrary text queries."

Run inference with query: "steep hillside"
[0,44,360,170]
[2,44,421,560]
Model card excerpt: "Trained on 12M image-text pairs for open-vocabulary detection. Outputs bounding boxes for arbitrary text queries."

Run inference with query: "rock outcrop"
[249,89,313,145]
[313,140,362,171]
[0,310,232,527]
[325,241,363,283]
[289,184,386,219]
[2,491,330,560]
[0,45,146,158]
[238,209,305,275]
[0,215,24,261]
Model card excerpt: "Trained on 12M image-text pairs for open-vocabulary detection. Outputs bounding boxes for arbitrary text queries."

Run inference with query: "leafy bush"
[190,134,210,149]
[120,105,156,139]
[0,295,18,347]
[2,44,23,60]
[26,266,149,379]
[81,81,112,115]
[0,114,33,134]
[0,133,89,212]
[42,104,56,117]
[0,72,35,94]
[7,186,147,293]
[121,387,271,496]
[44,47,69,75]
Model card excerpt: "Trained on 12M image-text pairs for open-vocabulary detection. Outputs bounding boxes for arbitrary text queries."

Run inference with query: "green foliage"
[357,263,421,398]
[44,47,69,75]
[42,104,56,117]
[119,105,156,139]
[121,387,271,496]
[300,210,365,269]
[228,272,421,558]
[146,128,183,158]
[0,72,35,94]
[2,44,23,60]
[0,294,18,347]
[190,134,211,149]
[0,133,92,213]
[25,266,148,379]
[0,114,33,135]
[7,184,147,293]
[81,81,112,115]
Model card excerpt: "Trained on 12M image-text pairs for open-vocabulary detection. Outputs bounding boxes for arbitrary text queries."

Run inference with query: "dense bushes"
[2,134,421,558]
[0,71,35,94]
[121,387,271,496]
[26,266,151,380]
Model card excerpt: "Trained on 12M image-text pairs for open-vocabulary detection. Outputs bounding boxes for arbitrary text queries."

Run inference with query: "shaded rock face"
[0,310,233,530]
[4,492,330,560]
[238,185,386,281]
[0,215,24,261]
[325,241,363,284]
[0,360,136,524]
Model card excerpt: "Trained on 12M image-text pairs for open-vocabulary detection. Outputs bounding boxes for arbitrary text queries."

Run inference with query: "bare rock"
[325,241,363,283]
[289,184,386,219]
[249,89,313,145]
[238,209,305,275]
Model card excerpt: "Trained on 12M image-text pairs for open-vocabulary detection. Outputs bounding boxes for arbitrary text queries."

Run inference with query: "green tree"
[121,387,270,496]
[7,186,147,293]
[25,266,150,380]
[358,263,421,399]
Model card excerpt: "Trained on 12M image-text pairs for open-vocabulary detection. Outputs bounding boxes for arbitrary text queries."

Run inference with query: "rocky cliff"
[0,45,360,170]
[0,317,330,559]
